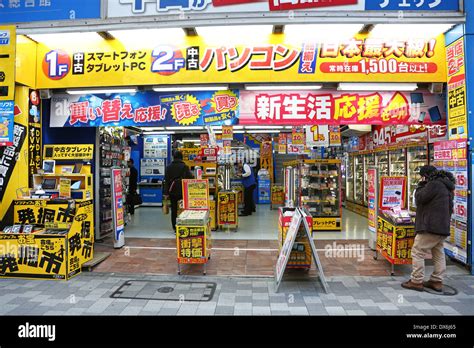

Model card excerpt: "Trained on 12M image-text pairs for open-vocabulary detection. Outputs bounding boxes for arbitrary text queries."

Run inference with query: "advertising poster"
[111,169,124,248]
[291,126,304,145]
[240,90,446,125]
[329,126,341,146]
[0,26,16,101]
[305,125,329,147]
[433,139,468,264]
[28,90,42,188]
[176,225,207,264]
[43,144,94,160]
[222,125,233,140]
[0,101,14,146]
[446,37,467,140]
[367,168,377,233]
[182,179,209,210]
[379,176,407,211]
[271,185,285,206]
[59,178,71,199]
[218,191,237,226]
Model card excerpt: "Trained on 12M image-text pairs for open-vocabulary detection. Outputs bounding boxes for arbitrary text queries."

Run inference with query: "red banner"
[240,90,446,125]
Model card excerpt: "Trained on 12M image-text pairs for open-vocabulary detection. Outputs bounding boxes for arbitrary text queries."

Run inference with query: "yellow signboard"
[446,37,467,140]
[34,34,446,89]
[43,144,94,160]
[0,26,16,101]
[182,179,209,210]
[313,217,341,231]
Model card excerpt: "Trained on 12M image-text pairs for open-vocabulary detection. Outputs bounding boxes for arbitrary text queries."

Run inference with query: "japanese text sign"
[182,179,209,210]
[36,34,446,89]
[0,26,16,101]
[379,176,407,211]
[240,90,445,125]
[50,91,239,128]
[221,125,233,140]
[218,191,237,226]
[112,169,124,248]
[176,225,207,264]
[365,0,459,11]
[43,144,94,160]
[270,0,357,11]
[0,101,14,146]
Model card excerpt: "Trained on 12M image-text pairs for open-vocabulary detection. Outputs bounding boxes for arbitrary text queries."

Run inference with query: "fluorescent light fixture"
[196,25,273,44]
[66,88,137,95]
[369,24,454,40]
[338,83,418,91]
[215,130,245,134]
[245,126,284,129]
[143,127,165,131]
[285,24,364,43]
[165,126,204,130]
[245,84,322,91]
[153,85,228,92]
[143,131,175,134]
[246,130,281,134]
[108,28,185,46]
[27,32,102,46]
[284,126,293,129]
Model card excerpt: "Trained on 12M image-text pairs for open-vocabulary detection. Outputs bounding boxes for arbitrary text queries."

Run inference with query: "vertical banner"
[0,26,16,101]
[28,90,42,187]
[111,169,125,248]
[0,101,14,146]
[379,176,407,211]
[367,167,378,250]
[446,37,467,140]
[260,141,273,182]
[200,133,209,147]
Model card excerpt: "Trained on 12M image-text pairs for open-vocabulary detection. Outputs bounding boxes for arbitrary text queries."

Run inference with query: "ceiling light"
[284,24,364,43]
[245,126,284,129]
[153,85,228,92]
[27,32,103,45]
[246,130,281,134]
[369,24,454,40]
[108,28,185,46]
[338,83,418,91]
[166,126,204,130]
[215,130,245,134]
[143,131,175,134]
[245,84,322,91]
[142,127,165,131]
[66,88,137,95]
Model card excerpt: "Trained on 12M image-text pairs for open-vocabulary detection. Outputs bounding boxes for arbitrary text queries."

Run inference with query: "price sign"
[454,201,467,221]
[372,126,394,146]
[292,126,304,145]
[456,171,467,188]
[222,125,233,140]
[182,179,209,210]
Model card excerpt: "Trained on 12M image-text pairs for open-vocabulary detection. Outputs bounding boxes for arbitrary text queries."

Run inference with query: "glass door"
[354,154,364,204]
[346,154,354,202]
[375,151,389,177]
[364,153,375,206]
[389,148,406,177]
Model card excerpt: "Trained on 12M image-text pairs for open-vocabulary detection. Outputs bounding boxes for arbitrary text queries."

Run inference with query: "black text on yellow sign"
[43,144,94,160]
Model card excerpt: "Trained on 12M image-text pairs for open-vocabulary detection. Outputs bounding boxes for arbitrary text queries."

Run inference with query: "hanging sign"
[292,126,304,145]
[329,126,341,146]
[379,176,407,211]
[222,125,233,140]
[305,125,329,147]
[43,144,94,160]
[182,179,209,210]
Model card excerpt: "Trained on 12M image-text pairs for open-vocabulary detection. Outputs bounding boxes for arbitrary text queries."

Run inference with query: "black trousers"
[170,195,180,231]
[243,184,256,215]
[128,191,136,215]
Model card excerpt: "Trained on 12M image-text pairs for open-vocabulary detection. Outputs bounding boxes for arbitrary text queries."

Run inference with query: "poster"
[59,178,71,199]
[240,90,446,125]
[111,169,124,248]
[377,216,415,265]
[446,37,467,140]
[271,185,285,206]
[305,125,329,147]
[0,26,16,101]
[329,125,341,146]
[43,144,94,160]
[182,179,209,210]
[0,101,14,146]
[28,90,42,188]
[291,126,304,145]
[143,135,168,158]
[367,168,377,233]
[379,176,407,211]
[222,125,233,140]
[218,191,237,226]
[176,225,207,264]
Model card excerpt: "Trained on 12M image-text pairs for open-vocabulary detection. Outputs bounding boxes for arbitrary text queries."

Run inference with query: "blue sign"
[365,0,460,11]
[0,100,14,146]
[0,0,101,24]
[50,90,240,128]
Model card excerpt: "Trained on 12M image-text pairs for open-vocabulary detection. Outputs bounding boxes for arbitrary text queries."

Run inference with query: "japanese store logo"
[171,94,201,126]
[151,46,185,75]
[43,50,71,80]
[119,0,211,13]
[210,90,238,113]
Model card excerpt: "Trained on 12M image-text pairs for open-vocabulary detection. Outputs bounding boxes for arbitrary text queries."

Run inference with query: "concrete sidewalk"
[0,272,473,316]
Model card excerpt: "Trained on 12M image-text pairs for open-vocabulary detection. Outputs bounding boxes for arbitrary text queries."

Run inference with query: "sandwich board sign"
[275,207,329,293]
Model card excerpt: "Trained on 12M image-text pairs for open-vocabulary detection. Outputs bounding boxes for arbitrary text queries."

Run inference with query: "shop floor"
[110,280,216,302]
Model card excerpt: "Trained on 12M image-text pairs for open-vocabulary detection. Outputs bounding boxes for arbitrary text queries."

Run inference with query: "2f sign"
[0,30,10,45]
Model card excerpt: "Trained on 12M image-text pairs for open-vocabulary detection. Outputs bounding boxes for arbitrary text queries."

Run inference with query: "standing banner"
[367,167,378,250]
[433,139,468,264]
[446,37,468,140]
[0,26,16,101]
[217,191,238,227]
[182,179,209,210]
[111,169,125,248]
[28,90,42,188]
[379,176,407,211]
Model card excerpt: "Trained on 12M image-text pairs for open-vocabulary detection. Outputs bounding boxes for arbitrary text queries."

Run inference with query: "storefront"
[0,0,472,279]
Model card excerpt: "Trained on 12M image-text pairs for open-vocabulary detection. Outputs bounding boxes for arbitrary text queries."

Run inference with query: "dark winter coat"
[414,170,455,236]
[164,159,193,198]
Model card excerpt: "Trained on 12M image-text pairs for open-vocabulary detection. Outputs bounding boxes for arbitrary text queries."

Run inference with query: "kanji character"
[404,39,426,58]
[120,103,134,119]
[69,233,82,256]
[39,251,63,274]
[362,39,384,58]
[320,42,340,58]
[8,0,20,8]
[384,40,405,58]
[256,94,282,121]
[18,246,39,267]
[80,221,91,239]
[101,99,122,123]
[69,102,90,126]
[148,105,166,121]
[282,95,306,120]
[57,207,74,223]
[249,46,273,70]
[215,95,237,112]
[0,254,18,274]
[334,94,358,120]
[39,0,51,5]
[340,39,362,58]
[229,47,252,72]
[25,0,35,7]
[357,93,382,121]
[307,95,332,120]
[186,46,200,70]
[37,207,56,224]
[273,44,300,71]
[134,107,148,123]
[17,208,36,224]
[82,240,93,259]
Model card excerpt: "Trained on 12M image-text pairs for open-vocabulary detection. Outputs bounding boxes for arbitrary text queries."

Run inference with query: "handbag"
[162,198,169,215]
[129,192,142,206]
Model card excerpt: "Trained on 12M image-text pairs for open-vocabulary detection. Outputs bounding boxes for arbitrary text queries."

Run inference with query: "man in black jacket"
[127,159,138,215]
[402,165,455,292]
[163,151,193,232]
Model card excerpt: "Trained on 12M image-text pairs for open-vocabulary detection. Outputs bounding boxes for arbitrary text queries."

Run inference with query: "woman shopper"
[402,165,455,292]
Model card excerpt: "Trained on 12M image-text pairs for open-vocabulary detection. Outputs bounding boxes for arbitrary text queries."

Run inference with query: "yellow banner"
[43,144,94,160]
[446,37,467,140]
[313,217,341,231]
[34,34,446,89]
[0,26,16,100]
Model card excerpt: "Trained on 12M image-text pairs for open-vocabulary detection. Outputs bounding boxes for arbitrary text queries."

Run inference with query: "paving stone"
[325,306,347,315]
[215,306,234,315]
[253,306,271,315]
[347,310,367,316]
[289,307,309,315]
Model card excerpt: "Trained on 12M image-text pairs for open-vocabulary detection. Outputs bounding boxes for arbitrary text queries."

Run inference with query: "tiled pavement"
[0,272,473,316]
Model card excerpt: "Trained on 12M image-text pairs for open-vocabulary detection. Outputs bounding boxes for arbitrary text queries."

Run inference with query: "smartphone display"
[418,112,426,123]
